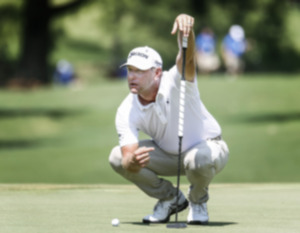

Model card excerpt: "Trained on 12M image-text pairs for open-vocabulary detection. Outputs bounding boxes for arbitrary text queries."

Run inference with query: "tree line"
[0,0,299,87]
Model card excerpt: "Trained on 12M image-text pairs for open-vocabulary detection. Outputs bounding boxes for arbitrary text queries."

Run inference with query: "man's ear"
[154,67,162,80]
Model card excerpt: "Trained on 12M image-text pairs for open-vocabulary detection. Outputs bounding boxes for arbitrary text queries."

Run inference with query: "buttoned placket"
[154,103,167,125]
[154,93,167,125]
[135,96,167,125]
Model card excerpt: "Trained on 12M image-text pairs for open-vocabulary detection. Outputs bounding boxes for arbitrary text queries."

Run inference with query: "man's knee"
[184,140,229,174]
[184,143,213,171]
[109,146,123,171]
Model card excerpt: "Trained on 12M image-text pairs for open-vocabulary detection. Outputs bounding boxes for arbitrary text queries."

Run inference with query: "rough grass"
[0,74,300,183]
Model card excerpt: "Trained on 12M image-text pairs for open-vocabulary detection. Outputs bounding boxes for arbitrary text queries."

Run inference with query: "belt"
[209,135,222,141]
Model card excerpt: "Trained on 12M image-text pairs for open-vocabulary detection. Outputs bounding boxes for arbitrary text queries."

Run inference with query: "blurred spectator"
[53,59,75,85]
[221,25,247,76]
[195,27,220,74]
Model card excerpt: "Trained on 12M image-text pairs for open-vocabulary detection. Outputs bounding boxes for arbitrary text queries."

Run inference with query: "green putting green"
[0,183,299,233]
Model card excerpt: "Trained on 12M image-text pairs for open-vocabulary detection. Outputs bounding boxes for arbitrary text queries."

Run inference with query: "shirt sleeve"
[171,65,199,98]
[115,99,139,147]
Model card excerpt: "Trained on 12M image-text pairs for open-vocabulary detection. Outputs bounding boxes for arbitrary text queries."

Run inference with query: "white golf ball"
[111,218,120,227]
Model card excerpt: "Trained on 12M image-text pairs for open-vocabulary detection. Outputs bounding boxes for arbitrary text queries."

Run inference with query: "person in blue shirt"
[221,25,247,75]
[53,59,75,85]
[195,27,220,74]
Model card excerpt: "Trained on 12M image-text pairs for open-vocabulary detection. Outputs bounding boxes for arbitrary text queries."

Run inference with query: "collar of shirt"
[134,91,167,125]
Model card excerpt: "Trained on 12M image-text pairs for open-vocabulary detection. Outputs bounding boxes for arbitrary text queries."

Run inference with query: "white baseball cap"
[229,25,245,42]
[120,46,163,70]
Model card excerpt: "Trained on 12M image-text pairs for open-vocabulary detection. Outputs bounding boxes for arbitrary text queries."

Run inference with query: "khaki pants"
[109,139,229,204]
[196,52,220,73]
[223,52,244,75]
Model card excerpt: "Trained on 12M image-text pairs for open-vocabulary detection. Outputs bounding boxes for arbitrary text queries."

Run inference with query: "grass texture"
[0,74,300,184]
[0,183,299,233]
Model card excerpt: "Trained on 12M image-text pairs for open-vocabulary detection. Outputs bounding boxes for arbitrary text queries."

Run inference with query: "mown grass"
[0,184,299,233]
[0,74,300,184]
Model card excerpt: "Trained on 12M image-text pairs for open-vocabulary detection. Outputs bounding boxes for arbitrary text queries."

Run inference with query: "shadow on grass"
[0,108,84,119]
[233,111,300,123]
[0,139,40,150]
[125,221,237,227]
[204,221,237,227]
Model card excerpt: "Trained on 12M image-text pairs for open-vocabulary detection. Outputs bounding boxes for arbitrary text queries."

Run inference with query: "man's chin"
[130,88,138,94]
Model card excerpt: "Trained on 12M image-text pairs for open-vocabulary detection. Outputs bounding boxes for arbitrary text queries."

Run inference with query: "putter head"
[166,222,187,229]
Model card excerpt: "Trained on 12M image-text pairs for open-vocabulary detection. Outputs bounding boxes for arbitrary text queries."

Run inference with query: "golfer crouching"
[109,14,229,225]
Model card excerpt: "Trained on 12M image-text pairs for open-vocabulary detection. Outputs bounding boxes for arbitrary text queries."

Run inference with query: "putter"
[167,36,188,229]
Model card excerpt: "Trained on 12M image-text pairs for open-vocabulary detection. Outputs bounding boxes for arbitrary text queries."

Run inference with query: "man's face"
[127,66,156,94]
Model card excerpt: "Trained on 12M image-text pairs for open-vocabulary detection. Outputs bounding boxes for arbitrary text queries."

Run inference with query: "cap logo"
[128,52,149,59]
[155,60,162,66]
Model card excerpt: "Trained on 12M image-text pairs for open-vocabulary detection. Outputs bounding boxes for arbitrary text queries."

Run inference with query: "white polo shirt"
[115,66,221,154]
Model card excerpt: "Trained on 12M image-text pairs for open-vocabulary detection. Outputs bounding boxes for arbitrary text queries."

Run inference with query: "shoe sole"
[143,199,189,224]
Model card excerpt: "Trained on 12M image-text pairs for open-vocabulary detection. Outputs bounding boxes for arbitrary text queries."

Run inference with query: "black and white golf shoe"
[142,191,188,224]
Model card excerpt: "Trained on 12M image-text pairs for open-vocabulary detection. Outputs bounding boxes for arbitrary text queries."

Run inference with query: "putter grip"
[178,80,186,137]
[182,36,188,49]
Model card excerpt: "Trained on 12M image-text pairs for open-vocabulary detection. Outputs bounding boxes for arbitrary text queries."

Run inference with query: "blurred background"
[0,0,299,184]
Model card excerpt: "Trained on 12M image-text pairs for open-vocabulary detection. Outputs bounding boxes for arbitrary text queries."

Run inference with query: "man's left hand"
[171,14,194,37]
